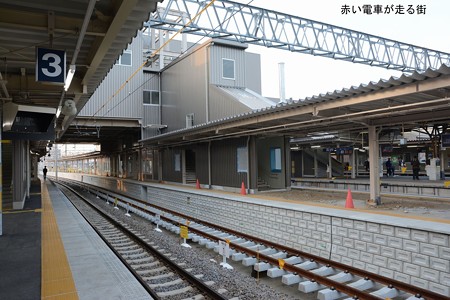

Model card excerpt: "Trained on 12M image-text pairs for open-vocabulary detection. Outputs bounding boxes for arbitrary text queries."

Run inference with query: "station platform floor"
[0,179,152,300]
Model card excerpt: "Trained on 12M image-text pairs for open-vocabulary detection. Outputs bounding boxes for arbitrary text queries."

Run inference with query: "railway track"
[56,178,450,300]
[55,181,228,300]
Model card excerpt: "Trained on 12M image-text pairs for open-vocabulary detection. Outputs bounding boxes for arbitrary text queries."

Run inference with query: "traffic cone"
[196,179,201,189]
[345,188,354,208]
[240,181,247,195]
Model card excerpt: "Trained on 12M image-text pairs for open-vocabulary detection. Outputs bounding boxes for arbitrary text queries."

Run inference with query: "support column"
[328,153,332,178]
[351,151,356,179]
[368,126,381,205]
[313,150,318,177]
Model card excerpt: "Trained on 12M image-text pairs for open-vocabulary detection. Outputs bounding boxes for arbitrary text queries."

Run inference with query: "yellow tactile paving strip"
[41,182,79,300]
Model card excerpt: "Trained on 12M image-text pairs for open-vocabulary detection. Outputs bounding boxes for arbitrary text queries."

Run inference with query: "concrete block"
[411,253,429,267]
[348,249,360,260]
[373,234,388,245]
[317,289,342,300]
[367,222,380,233]
[295,227,303,235]
[395,227,411,239]
[411,230,428,243]
[298,236,307,245]
[287,225,295,234]
[303,229,312,238]
[373,255,388,268]
[289,234,298,243]
[312,231,321,240]
[343,238,354,248]
[296,260,319,270]
[254,262,273,272]
[307,238,316,248]
[312,214,321,222]
[403,240,420,253]
[394,272,410,284]
[287,210,294,218]
[354,240,366,251]
[371,287,400,299]
[272,207,278,214]
[290,218,298,227]
[282,274,302,285]
[342,219,354,228]
[360,232,373,243]
[336,227,348,237]
[430,257,450,272]
[298,281,324,293]
[307,221,316,230]
[282,216,291,225]
[332,217,342,227]
[242,257,258,266]
[280,224,288,233]
[348,229,360,239]
[395,249,412,263]
[360,252,373,264]
[440,246,450,260]
[380,246,395,258]
[272,222,280,230]
[365,264,379,274]
[279,208,287,216]
[267,267,287,278]
[430,233,449,247]
[378,267,394,279]
[332,236,342,245]
[387,236,403,249]
[421,243,439,257]
[429,282,450,297]
[298,220,307,228]
[275,215,283,223]
[367,243,380,254]
[348,278,375,290]
[353,220,366,231]
[403,262,421,277]
[387,259,403,272]
[420,267,440,282]
[380,225,394,236]
[303,212,312,220]
[321,215,331,224]
[441,272,450,286]
[321,233,331,243]
[294,211,302,219]
[336,246,348,257]
[340,256,352,267]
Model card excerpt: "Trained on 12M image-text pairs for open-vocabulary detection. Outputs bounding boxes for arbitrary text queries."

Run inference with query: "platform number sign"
[36,47,66,84]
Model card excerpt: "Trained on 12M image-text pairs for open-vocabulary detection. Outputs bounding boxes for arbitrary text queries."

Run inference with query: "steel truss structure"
[147,0,450,72]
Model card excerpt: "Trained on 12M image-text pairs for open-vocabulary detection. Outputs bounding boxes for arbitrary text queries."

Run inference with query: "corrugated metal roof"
[216,86,275,110]
[141,63,450,146]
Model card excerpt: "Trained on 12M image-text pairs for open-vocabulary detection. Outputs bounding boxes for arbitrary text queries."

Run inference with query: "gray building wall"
[142,72,161,139]
[79,32,145,119]
[211,138,248,188]
[208,85,254,121]
[257,136,286,189]
[161,148,182,183]
[209,44,247,87]
[245,52,262,94]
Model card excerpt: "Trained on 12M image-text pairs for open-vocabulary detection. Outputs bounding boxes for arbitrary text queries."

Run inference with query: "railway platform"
[0,179,152,300]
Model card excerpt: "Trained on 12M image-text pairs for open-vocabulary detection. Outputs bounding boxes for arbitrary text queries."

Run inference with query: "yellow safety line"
[3,208,42,214]
[41,182,78,300]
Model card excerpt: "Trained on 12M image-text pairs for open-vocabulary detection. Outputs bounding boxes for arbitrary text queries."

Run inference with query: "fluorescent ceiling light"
[64,65,76,91]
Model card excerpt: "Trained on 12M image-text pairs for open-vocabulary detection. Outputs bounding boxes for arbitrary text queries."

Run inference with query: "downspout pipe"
[246,136,250,194]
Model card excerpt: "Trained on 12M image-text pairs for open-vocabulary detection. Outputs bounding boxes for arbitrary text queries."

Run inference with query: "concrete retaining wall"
[55,172,450,296]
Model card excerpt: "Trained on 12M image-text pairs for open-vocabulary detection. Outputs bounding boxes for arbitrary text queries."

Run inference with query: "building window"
[186,113,194,128]
[222,58,235,80]
[143,90,159,105]
[270,147,282,172]
[117,50,132,66]
[237,146,248,172]
[174,153,181,172]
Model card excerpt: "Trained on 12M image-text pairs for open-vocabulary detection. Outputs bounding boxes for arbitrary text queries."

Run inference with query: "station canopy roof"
[0,0,161,155]
[141,64,450,148]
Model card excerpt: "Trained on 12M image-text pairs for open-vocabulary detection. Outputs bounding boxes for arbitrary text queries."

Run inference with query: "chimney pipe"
[278,62,286,103]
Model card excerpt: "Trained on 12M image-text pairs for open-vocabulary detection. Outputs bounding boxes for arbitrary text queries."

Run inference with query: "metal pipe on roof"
[278,62,285,103]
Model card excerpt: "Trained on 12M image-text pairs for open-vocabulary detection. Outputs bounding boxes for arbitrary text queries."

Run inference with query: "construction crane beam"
[146,0,450,72]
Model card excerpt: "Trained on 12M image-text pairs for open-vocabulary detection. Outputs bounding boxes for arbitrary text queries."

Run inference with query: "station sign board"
[442,134,450,148]
[323,146,353,154]
[36,47,66,84]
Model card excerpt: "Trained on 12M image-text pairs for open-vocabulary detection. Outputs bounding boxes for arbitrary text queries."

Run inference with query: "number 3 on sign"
[41,53,62,77]
[36,47,66,84]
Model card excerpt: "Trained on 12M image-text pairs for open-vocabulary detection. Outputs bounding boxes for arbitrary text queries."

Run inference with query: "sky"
[230,0,450,100]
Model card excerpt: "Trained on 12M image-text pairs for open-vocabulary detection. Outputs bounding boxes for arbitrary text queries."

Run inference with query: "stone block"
[411,230,428,243]
[394,272,410,284]
[367,222,380,233]
[330,253,341,262]
[307,221,316,230]
[295,227,303,235]
[403,262,421,277]
[379,267,394,279]
[430,233,449,247]
[341,256,353,266]
[373,234,388,246]
[440,246,450,260]
[303,229,312,238]
[360,232,373,243]
[321,215,331,224]
[303,212,312,221]
[343,238,354,248]
[332,217,342,227]
[348,249,360,260]
[420,267,440,282]
[410,276,429,290]
[380,225,394,236]
[403,240,419,253]
[354,240,367,251]
[387,259,403,272]
[321,233,331,243]
[287,210,295,218]
[411,253,429,267]
[387,236,403,249]
[441,272,450,286]
[352,260,365,270]
[348,229,360,239]
[360,252,373,264]
[420,243,439,257]
[286,225,295,234]
[367,243,380,254]
[342,219,354,228]
[373,255,388,268]
[365,264,379,274]
[332,236,343,246]
[395,227,411,239]
[312,214,321,222]
[429,282,450,297]
[430,257,450,272]
[298,220,307,228]
[337,227,348,237]
[395,249,412,263]
[282,216,291,225]
[354,220,366,231]
[336,246,348,257]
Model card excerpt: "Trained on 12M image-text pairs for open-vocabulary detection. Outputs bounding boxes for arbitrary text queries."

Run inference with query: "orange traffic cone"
[196,179,201,189]
[345,188,354,208]
[240,181,247,195]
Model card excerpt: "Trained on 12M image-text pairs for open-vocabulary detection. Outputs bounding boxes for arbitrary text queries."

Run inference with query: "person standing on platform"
[412,156,420,180]
[43,166,48,180]
[385,158,392,176]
